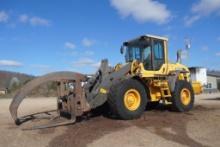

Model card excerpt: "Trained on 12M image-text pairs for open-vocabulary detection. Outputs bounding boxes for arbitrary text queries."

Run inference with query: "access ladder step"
[160,88,171,98]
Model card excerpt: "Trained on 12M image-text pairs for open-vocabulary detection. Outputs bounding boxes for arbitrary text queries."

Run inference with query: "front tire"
[107,79,147,120]
[171,80,194,112]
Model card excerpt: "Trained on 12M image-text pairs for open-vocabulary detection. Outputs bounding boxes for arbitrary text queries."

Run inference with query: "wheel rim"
[180,88,191,106]
[124,89,141,111]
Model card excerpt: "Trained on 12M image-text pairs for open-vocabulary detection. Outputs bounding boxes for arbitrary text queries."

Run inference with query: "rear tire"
[171,80,194,112]
[107,79,147,120]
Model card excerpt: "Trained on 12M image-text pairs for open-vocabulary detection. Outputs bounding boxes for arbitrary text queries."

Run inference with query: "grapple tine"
[22,117,76,130]
[15,109,57,125]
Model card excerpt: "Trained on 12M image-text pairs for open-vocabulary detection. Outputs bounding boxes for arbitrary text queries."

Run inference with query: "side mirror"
[120,46,124,54]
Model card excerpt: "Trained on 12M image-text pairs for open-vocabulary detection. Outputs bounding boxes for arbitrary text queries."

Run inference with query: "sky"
[0,0,220,76]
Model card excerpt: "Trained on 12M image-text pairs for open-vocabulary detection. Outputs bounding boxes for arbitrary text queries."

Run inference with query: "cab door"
[140,39,167,77]
[152,39,165,70]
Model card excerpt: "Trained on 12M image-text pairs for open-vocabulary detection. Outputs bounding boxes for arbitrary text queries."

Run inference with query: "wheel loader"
[9,34,202,129]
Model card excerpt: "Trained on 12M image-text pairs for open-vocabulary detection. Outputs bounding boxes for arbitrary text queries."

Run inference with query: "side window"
[153,41,164,59]
[153,40,165,70]
[142,46,152,70]
[143,46,151,61]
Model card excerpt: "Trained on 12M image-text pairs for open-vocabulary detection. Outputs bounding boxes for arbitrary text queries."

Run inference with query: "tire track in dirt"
[47,105,216,147]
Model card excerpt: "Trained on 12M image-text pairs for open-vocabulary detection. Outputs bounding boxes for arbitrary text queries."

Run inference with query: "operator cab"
[121,34,168,71]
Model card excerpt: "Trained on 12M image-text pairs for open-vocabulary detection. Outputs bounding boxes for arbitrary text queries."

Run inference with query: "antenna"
[184,37,191,50]
[176,37,191,63]
[183,37,191,60]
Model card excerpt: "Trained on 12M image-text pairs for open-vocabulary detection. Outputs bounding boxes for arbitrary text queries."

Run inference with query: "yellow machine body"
[118,34,202,103]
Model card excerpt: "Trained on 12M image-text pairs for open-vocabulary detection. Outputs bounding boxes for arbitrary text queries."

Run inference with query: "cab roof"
[123,34,168,46]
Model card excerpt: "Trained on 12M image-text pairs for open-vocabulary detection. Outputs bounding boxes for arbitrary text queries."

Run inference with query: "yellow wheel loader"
[9,34,202,129]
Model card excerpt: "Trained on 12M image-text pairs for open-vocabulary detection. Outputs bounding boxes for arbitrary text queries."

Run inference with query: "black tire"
[107,79,147,120]
[171,80,194,112]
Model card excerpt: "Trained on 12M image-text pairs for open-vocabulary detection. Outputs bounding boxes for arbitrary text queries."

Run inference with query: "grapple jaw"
[9,71,90,129]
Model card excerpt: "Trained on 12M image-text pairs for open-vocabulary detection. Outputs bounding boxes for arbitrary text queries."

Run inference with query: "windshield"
[123,39,165,70]
[125,45,151,63]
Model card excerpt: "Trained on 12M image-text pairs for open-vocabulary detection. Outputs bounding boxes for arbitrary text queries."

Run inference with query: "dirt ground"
[0,93,220,147]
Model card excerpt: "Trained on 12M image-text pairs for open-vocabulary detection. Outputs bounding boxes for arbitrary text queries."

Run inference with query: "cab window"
[142,46,152,70]
[125,47,141,62]
[153,40,165,70]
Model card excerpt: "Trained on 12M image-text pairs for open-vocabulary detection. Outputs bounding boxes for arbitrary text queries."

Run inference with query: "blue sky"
[0,0,220,75]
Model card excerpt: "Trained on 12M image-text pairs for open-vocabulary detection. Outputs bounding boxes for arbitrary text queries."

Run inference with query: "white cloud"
[0,11,9,23]
[110,0,171,24]
[184,15,200,27]
[185,0,220,26]
[72,58,100,68]
[19,14,29,23]
[0,11,50,27]
[192,0,220,16]
[65,42,76,49]
[30,17,50,26]
[216,52,220,56]
[0,60,22,67]
[18,14,51,27]
[82,38,95,47]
